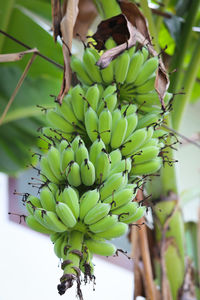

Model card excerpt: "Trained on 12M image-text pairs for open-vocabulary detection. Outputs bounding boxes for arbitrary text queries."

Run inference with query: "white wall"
[0,173,134,300]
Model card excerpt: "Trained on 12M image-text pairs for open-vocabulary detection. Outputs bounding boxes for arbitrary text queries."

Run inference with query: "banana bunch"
[70,45,172,113]
[23,35,172,298]
[25,154,145,295]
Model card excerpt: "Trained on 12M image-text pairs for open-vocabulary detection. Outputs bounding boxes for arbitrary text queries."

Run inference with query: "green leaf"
[1,6,63,78]
[158,23,176,56]
[0,66,60,175]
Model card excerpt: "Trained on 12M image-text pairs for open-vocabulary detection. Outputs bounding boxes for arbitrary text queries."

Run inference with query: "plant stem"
[140,0,160,52]
[155,0,170,33]
[171,36,200,130]
[169,0,200,93]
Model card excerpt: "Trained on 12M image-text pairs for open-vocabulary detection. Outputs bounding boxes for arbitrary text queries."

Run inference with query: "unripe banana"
[128,45,136,58]
[121,104,137,115]
[62,186,79,220]
[99,172,126,201]
[98,107,112,145]
[110,149,122,169]
[50,232,61,243]
[97,93,118,116]
[131,146,160,164]
[80,159,95,186]
[40,187,56,212]
[104,37,117,50]
[124,113,138,140]
[95,149,111,184]
[66,161,81,187]
[60,145,74,173]
[71,135,83,152]
[102,84,117,98]
[135,75,156,93]
[142,138,159,148]
[83,48,102,83]
[111,116,128,149]
[101,60,114,84]
[84,84,100,112]
[125,51,144,84]
[112,201,138,218]
[122,206,146,224]
[145,126,154,144]
[85,106,98,142]
[56,95,79,126]
[89,215,118,233]
[152,129,168,138]
[136,91,160,105]
[137,113,161,129]
[111,108,122,129]
[84,239,116,256]
[84,202,111,225]
[43,210,69,232]
[26,215,54,235]
[34,208,68,232]
[56,202,77,228]
[109,158,132,176]
[46,110,75,133]
[130,157,162,176]
[59,139,69,153]
[103,188,135,210]
[142,46,149,62]
[121,128,147,156]
[26,195,42,215]
[114,50,130,84]
[95,222,128,240]
[71,84,85,122]
[40,156,60,184]
[54,234,65,259]
[75,142,89,166]
[79,189,100,220]
[89,138,106,165]
[134,56,159,86]
[47,146,63,181]
[70,55,93,85]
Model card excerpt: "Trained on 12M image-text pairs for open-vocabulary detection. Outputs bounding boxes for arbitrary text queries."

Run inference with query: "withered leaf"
[92,3,169,108]
[119,1,152,45]
[57,0,79,104]
[0,48,38,63]
[51,0,62,42]
[73,0,98,40]
[92,14,130,51]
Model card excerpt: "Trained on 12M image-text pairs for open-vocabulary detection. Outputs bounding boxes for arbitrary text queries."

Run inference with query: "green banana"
[80,159,96,186]
[26,215,54,235]
[79,189,100,220]
[56,202,77,228]
[84,239,116,256]
[84,202,111,225]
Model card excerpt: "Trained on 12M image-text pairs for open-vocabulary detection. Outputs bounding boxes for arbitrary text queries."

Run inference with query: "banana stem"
[140,0,160,52]
[171,35,200,131]
[155,0,170,33]
[169,0,200,93]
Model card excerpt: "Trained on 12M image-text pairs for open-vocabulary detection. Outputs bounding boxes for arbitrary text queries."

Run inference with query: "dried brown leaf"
[51,0,62,42]
[73,0,97,40]
[0,48,38,63]
[57,0,79,104]
[119,1,152,45]
[92,5,169,107]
